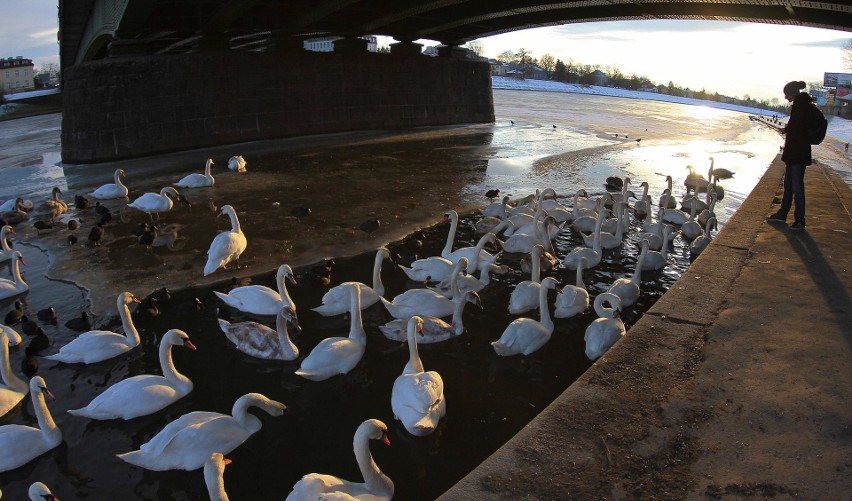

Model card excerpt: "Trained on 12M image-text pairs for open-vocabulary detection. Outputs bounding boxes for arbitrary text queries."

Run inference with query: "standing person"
[767,80,812,230]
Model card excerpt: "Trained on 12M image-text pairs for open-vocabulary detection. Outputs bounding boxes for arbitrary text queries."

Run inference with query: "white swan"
[204,204,248,276]
[380,259,459,319]
[398,254,454,283]
[0,197,32,212]
[608,240,648,308]
[218,306,300,361]
[691,217,717,257]
[0,251,28,300]
[391,316,446,436]
[205,452,231,501]
[680,203,703,241]
[117,392,285,471]
[0,323,23,347]
[508,244,543,315]
[214,264,296,315]
[632,182,651,219]
[312,248,389,316]
[0,330,28,418]
[297,283,366,381]
[699,189,718,227]
[492,277,559,356]
[563,209,605,270]
[228,155,247,173]
[640,225,672,271]
[45,292,141,364]
[176,158,215,188]
[0,224,15,264]
[584,293,626,360]
[584,201,626,250]
[128,186,180,219]
[91,168,129,199]
[0,376,62,472]
[482,195,510,218]
[662,206,689,226]
[441,211,502,272]
[67,329,196,420]
[659,183,677,210]
[379,290,480,343]
[431,260,507,298]
[28,482,59,501]
[286,419,394,501]
[554,257,589,319]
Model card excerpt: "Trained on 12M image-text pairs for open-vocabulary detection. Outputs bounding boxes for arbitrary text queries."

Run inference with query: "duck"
[379,290,480,343]
[74,193,90,209]
[440,210,502,272]
[641,226,672,271]
[680,203,703,241]
[0,376,62,473]
[296,283,366,381]
[138,224,158,248]
[563,209,605,270]
[32,219,54,234]
[228,155,247,173]
[45,292,141,364]
[584,293,626,360]
[554,256,589,319]
[128,186,181,220]
[492,277,560,356]
[87,223,105,246]
[37,306,57,325]
[64,311,91,332]
[27,327,50,355]
[20,315,39,336]
[117,392,285,471]
[4,299,23,325]
[133,295,160,321]
[285,419,393,501]
[359,218,380,233]
[605,176,624,192]
[0,330,28,418]
[204,204,248,276]
[508,244,544,315]
[68,329,196,420]
[311,248,389,316]
[0,197,32,212]
[0,251,28,300]
[709,156,735,179]
[691,217,717,257]
[218,306,300,361]
[90,168,129,199]
[205,453,232,501]
[0,224,15,264]
[44,187,67,222]
[0,322,23,347]
[21,347,39,378]
[175,158,215,188]
[28,481,60,501]
[608,240,649,308]
[380,259,460,319]
[391,316,446,436]
[215,264,296,316]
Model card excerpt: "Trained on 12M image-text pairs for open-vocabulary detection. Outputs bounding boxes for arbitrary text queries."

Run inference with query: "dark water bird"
[290,206,311,222]
[614,134,619,138]
[65,311,91,332]
[75,194,90,209]
[173,297,203,317]
[605,176,624,192]
[552,124,557,129]
[20,315,39,336]
[178,194,193,209]
[636,138,642,143]
[139,225,158,248]
[310,259,335,287]
[21,347,38,377]
[88,223,105,246]
[485,189,500,203]
[37,306,58,325]
[132,222,149,237]
[510,120,514,125]
[33,220,54,233]
[4,300,23,325]
[27,326,50,355]
[67,234,78,246]
[624,134,628,139]
[147,287,173,306]
[99,211,113,225]
[68,219,79,231]
[359,218,380,234]
[94,201,111,217]
[133,296,160,321]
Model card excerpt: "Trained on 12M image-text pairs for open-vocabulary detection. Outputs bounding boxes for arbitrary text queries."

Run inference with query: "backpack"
[808,104,827,145]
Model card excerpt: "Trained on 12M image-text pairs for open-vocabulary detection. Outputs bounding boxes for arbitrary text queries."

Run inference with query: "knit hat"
[783,80,806,97]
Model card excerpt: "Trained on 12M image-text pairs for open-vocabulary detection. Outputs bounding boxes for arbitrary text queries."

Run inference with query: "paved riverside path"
[441,156,852,499]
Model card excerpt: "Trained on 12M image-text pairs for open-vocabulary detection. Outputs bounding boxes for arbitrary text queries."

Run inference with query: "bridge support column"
[332,36,369,53]
[438,45,470,59]
[389,41,423,56]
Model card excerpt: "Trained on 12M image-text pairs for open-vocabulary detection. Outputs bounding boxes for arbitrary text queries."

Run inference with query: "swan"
[640,208,676,250]
[91,169,129,199]
[67,329,196,420]
[398,254,454,283]
[632,182,651,219]
[45,292,141,364]
[312,247,389,316]
[176,158,215,188]
[0,197,32,212]
[609,176,634,206]
[554,257,589,319]
[204,204,248,276]
[572,196,606,233]
[563,209,605,270]
[0,199,29,225]
[285,419,393,501]
[584,201,626,250]
[297,283,366,381]
[379,290,480,343]
[441,211,502,272]
[699,190,718,228]
[691,217,717,256]
[680,193,708,214]
[680,203,703,241]
[508,244,544,315]
[641,226,672,271]
[709,177,726,201]
[44,187,67,222]
[482,195,510,218]
[684,164,710,194]
[662,206,689,225]
[128,186,180,219]
[492,277,559,356]
[391,316,446,436]
[218,306,300,361]
[205,452,232,501]
[214,264,296,315]
[228,155,247,173]
[381,258,460,319]
[117,392,285,471]
[500,214,551,254]
[0,376,62,472]
[659,183,677,210]
[584,293,626,360]
[431,261,507,298]
[0,224,15,264]
[28,482,59,501]
[607,240,649,308]
[0,251,28,300]
[0,330,28,418]
[709,156,735,179]
[1,323,23,347]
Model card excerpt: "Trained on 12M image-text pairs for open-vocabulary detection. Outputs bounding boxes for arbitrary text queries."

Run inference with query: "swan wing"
[287,474,353,501]
[175,173,212,188]
[312,283,379,315]
[69,375,186,420]
[45,331,132,363]
[509,281,540,315]
[399,257,454,282]
[296,338,364,379]
[492,319,549,356]
[218,319,287,360]
[205,231,247,275]
[0,425,55,472]
[214,285,282,314]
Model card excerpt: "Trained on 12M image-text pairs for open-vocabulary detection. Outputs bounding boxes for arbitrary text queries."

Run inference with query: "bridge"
[59,1,852,163]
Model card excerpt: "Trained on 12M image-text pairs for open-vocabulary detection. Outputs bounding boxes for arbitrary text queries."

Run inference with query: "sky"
[2,2,849,103]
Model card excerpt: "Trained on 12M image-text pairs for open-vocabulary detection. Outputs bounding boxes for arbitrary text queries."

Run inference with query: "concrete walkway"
[441,157,852,499]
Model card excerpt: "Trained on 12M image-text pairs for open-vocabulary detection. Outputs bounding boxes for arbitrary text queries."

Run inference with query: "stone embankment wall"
[61,51,494,163]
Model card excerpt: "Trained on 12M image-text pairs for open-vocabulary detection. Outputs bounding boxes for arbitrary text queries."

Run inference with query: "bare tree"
[843,39,852,71]
[496,50,515,63]
[465,40,484,57]
[539,53,556,72]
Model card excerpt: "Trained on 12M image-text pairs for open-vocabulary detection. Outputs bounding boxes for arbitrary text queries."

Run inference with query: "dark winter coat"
[781,92,813,166]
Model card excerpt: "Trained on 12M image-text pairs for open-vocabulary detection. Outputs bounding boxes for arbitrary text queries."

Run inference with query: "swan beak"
[555,286,563,294]
[7,228,15,234]
[131,296,142,304]
[381,432,391,446]
[287,275,298,285]
[184,340,197,351]
[289,315,302,334]
[19,256,27,266]
[224,458,232,465]
[613,308,621,318]
[41,386,56,401]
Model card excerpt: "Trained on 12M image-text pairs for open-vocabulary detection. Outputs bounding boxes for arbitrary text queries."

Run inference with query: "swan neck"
[10,258,25,288]
[160,339,191,391]
[406,324,425,373]
[632,249,646,284]
[33,386,60,442]
[232,396,263,433]
[1,227,10,252]
[349,287,366,342]
[575,263,585,289]
[451,296,468,333]
[275,313,297,353]
[531,249,541,282]
[278,270,293,304]
[205,160,213,177]
[354,432,392,494]
[206,468,229,501]
[1,334,26,391]
[118,299,141,348]
[371,252,386,296]
[442,213,459,257]
[227,209,241,234]
[538,283,554,331]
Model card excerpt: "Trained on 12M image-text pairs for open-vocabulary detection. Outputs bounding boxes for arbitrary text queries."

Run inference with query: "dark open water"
[0,90,783,500]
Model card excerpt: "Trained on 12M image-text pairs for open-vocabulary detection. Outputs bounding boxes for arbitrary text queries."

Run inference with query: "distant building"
[489,60,508,76]
[1,56,35,94]
[588,70,608,86]
[303,35,378,53]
